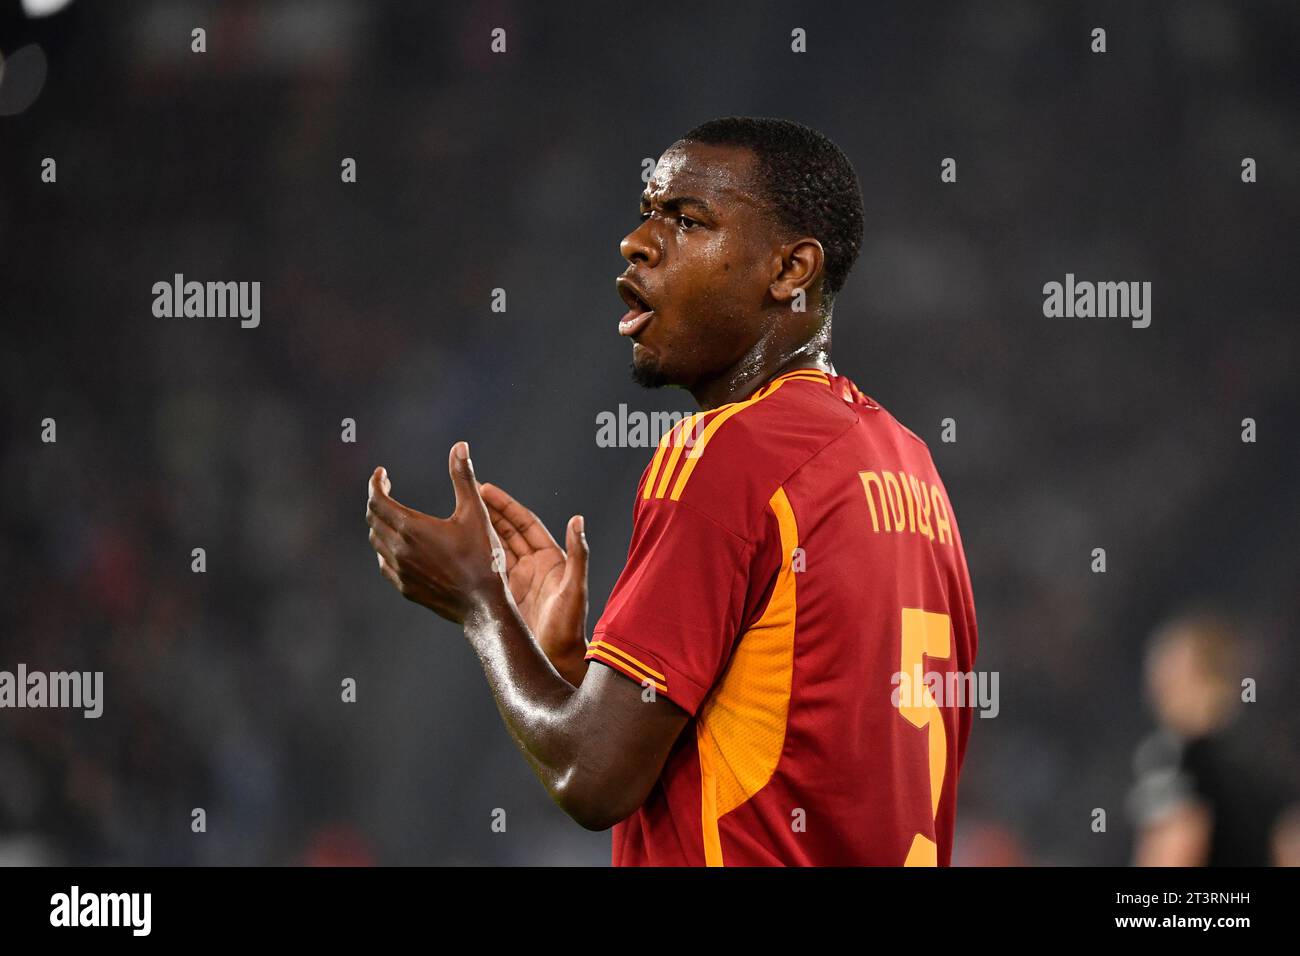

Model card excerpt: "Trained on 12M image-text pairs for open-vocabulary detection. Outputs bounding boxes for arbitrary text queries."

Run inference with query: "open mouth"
[616,278,655,338]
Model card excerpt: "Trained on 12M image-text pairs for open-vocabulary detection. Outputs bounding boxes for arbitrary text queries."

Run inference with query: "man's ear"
[769,237,825,307]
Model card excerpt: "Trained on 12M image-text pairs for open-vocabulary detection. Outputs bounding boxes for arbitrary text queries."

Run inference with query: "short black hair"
[678,116,864,299]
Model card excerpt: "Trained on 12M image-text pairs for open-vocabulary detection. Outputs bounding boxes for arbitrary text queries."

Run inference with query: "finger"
[485,519,510,578]
[482,493,529,559]
[370,534,403,597]
[448,442,489,523]
[560,514,590,593]
[485,506,528,563]
[369,524,398,563]
[479,482,559,553]
[376,551,404,593]
[368,466,415,531]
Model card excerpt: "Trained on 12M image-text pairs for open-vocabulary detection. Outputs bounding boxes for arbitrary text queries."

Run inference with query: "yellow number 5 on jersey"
[898,608,952,866]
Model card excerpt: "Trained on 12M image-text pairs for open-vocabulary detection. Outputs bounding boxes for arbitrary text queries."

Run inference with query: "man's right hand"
[479,482,590,686]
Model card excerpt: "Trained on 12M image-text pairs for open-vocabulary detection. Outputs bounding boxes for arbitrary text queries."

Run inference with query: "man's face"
[1145,634,1226,735]
[616,142,781,390]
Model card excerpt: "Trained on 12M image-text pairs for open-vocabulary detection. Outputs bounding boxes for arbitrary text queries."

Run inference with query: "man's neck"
[690,326,834,412]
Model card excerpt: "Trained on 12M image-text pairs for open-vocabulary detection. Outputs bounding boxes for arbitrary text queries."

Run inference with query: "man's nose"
[619,220,660,266]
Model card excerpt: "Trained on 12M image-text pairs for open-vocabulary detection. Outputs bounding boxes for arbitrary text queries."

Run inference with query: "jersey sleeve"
[587,488,773,717]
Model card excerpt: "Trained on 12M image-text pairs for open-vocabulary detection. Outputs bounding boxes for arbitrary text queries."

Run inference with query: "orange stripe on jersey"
[584,641,668,693]
[667,377,805,501]
[587,639,666,681]
[696,485,800,866]
[641,446,669,501]
[642,418,681,499]
[653,411,713,499]
[771,369,830,386]
[643,371,828,503]
[643,413,703,499]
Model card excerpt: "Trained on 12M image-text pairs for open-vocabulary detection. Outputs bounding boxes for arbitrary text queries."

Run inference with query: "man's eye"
[677,215,698,228]
[639,211,651,222]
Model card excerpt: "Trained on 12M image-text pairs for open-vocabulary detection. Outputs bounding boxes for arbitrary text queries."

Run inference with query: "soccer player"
[366,117,980,865]
[1129,608,1293,866]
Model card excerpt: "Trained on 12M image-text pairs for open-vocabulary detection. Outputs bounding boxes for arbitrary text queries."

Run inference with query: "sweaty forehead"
[643,142,761,210]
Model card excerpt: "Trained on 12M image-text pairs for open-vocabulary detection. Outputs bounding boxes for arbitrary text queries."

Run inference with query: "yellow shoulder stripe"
[643,411,710,500]
[666,377,802,501]
[642,370,831,502]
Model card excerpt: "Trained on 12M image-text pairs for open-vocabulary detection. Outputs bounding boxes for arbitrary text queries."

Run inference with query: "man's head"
[1144,608,1241,738]
[617,117,864,393]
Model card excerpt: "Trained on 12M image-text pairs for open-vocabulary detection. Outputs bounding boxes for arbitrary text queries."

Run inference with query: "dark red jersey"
[586,368,980,866]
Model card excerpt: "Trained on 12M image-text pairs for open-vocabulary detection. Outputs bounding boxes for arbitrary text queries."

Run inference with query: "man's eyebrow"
[639,193,715,216]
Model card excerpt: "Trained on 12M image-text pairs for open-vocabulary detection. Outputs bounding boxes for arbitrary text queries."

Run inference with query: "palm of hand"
[506,545,571,651]
[480,482,589,679]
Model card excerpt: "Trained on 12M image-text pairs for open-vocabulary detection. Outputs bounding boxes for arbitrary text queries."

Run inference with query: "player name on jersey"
[859,469,954,545]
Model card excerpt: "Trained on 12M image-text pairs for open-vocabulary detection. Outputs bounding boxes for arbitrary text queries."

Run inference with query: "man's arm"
[463,594,688,829]
[366,443,689,830]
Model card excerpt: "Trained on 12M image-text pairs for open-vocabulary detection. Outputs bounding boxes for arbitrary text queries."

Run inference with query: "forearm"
[462,592,591,804]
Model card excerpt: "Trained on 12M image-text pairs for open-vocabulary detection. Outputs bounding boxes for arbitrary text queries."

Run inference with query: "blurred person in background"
[1128,608,1294,866]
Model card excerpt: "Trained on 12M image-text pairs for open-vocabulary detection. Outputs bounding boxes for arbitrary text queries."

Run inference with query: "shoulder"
[635,371,857,538]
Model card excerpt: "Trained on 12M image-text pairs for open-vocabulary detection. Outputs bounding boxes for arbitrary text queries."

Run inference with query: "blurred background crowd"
[1,0,1297,865]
